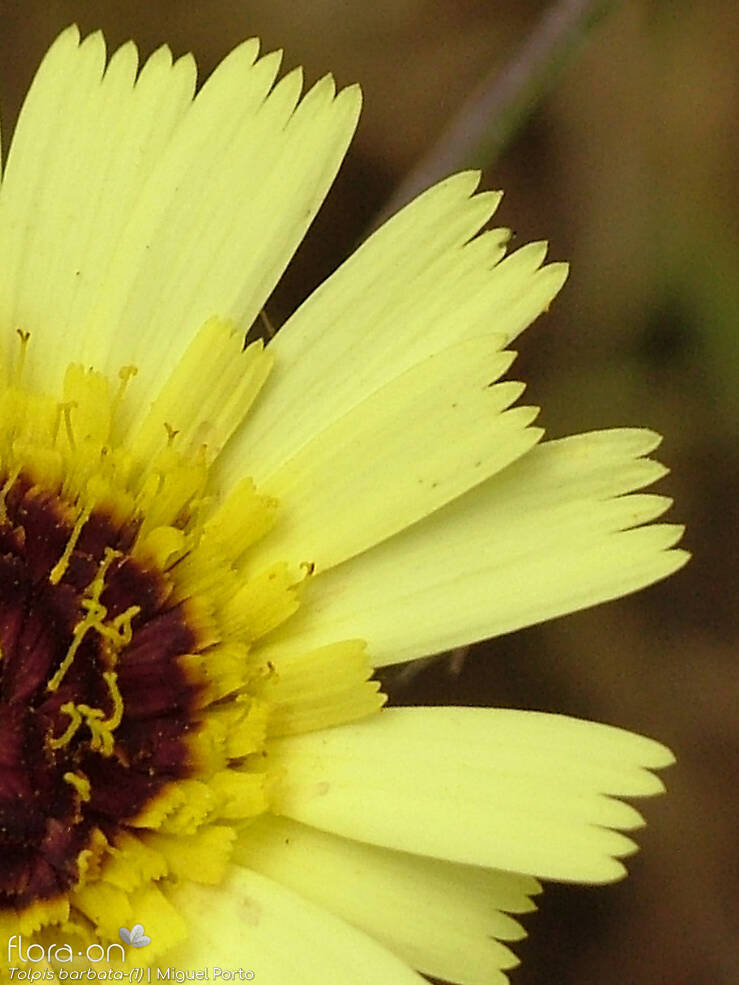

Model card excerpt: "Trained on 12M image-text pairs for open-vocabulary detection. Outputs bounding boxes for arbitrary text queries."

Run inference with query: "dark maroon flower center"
[0,475,202,910]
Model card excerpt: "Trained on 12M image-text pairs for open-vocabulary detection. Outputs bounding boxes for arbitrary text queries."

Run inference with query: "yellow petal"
[219,173,567,487]
[249,336,540,571]
[266,706,674,883]
[0,28,197,389]
[166,865,428,984]
[96,61,360,433]
[261,429,687,666]
[236,815,538,985]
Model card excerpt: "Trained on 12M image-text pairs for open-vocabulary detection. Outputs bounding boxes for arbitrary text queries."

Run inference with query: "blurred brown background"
[0,2,736,984]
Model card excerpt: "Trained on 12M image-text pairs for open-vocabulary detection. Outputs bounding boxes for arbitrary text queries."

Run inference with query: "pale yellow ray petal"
[165,865,428,984]
[89,56,360,433]
[248,335,541,572]
[82,42,284,378]
[266,707,673,884]
[235,815,539,985]
[0,27,101,377]
[218,173,567,488]
[258,429,688,667]
[0,28,197,390]
[58,43,197,351]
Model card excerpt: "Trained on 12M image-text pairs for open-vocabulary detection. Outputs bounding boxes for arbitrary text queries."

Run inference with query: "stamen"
[75,670,123,756]
[99,605,141,651]
[61,401,78,450]
[0,464,22,524]
[76,685,121,757]
[101,670,124,731]
[49,671,124,757]
[47,548,120,692]
[164,422,179,446]
[48,702,83,750]
[75,706,106,751]
[13,329,31,384]
[49,504,93,585]
[111,364,138,421]
[64,771,92,803]
[47,606,101,693]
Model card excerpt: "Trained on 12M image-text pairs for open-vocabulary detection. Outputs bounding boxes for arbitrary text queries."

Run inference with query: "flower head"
[0,26,686,984]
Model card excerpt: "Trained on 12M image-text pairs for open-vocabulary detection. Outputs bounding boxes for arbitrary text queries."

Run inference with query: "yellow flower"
[0,26,686,985]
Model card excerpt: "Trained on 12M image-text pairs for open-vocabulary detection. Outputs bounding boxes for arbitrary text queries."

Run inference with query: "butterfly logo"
[119,924,151,948]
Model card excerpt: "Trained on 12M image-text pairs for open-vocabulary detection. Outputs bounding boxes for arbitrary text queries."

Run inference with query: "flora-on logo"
[119,924,151,948]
